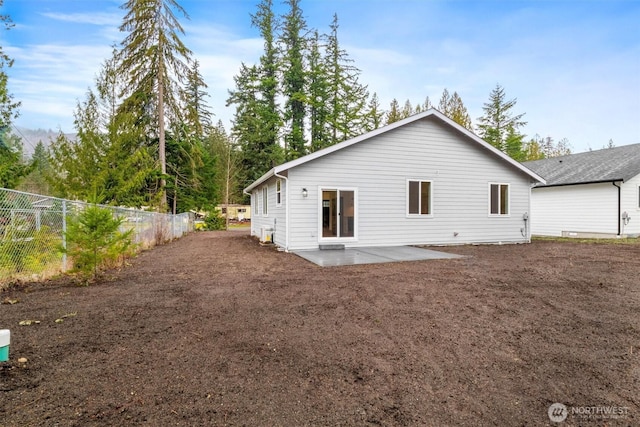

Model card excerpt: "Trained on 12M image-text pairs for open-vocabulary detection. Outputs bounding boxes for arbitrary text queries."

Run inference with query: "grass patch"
[533,236,640,245]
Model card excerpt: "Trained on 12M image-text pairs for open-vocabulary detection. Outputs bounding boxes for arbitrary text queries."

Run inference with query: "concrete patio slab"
[292,246,465,267]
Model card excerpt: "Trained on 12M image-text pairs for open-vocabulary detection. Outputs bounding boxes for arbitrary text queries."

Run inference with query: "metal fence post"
[62,200,67,271]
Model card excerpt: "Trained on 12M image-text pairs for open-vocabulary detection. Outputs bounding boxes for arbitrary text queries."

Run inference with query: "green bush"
[63,204,133,280]
[204,213,226,230]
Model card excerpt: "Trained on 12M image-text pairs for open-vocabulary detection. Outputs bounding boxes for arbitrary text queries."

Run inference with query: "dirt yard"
[1,231,638,426]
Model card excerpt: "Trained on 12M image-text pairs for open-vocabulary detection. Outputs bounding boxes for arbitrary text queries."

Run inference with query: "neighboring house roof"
[523,143,640,187]
[244,109,545,193]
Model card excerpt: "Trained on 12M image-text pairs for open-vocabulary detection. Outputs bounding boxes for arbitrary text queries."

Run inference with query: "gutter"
[612,181,621,236]
[274,171,290,251]
[533,178,624,189]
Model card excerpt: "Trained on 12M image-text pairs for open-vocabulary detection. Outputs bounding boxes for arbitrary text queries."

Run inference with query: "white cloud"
[41,12,121,26]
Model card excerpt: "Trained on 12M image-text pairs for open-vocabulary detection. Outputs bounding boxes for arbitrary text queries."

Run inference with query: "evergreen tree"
[363,92,384,132]
[437,89,471,129]
[308,30,331,152]
[477,84,527,156]
[167,60,212,214]
[118,0,193,210]
[228,0,282,184]
[49,67,156,206]
[324,14,369,144]
[18,140,52,194]
[0,2,26,188]
[448,91,472,129]
[401,99,414,119]
[386,98,403,124]
[250,0,280,150]
[228,63,283,187]
[437,89,452,116]
[280,0,308,160]
[0,131,29,189]
[183,60,213,137]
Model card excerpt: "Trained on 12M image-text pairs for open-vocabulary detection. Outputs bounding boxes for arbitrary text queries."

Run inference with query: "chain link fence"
[0,188,194,285]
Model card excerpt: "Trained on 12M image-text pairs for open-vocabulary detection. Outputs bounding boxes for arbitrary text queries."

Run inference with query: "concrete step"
[319,244,345,250]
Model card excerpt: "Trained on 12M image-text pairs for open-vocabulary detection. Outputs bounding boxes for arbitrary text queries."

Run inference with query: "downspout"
[274,171,290,251]
[612,181,621,236]
[242,188,254,237]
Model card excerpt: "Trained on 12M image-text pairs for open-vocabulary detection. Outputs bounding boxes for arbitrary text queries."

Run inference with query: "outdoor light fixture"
[302,188,308,198]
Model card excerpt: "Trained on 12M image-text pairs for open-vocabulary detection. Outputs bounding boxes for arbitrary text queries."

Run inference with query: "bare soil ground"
[1,231,639,426]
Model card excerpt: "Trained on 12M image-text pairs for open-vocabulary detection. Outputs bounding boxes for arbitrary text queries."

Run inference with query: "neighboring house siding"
[621,174,640,235]
[286,117,533,250]
[530,183,618,236]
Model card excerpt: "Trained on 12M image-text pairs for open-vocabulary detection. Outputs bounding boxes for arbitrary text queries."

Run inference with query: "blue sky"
[3,0,640,153]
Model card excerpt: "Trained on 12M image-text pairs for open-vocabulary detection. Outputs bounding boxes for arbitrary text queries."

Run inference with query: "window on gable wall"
[262,186,268,216]
[276,179,282,205]
[489,183,509,215]
[407,180,432,215]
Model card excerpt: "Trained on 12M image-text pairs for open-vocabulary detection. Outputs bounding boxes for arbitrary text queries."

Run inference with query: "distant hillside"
[11,127,77,157]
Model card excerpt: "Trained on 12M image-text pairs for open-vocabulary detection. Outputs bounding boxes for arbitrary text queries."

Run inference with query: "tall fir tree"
[308,30,330,152]
[324,14,369,144]
[228,63,282,188]
[251,0,280,150]
[386,98,403,124]
[280,0,308,160]
[363,92,384,132]
[0,1,26,189]
[476,84,527,158]
[118,0,193,210]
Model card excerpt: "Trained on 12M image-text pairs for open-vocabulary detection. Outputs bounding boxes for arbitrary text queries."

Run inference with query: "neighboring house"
[523,143,640,238]
[216,204,251,221]
[244,109,545,251]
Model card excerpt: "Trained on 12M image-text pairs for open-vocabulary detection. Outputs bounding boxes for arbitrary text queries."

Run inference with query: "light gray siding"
[530,183,618,236]
[285,117,534,250]
[250,177,287,245]
[621,174,640,235]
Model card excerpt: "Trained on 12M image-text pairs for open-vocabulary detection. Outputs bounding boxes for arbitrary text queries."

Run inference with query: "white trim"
[406,179,434,218]
[262,185,268,217]
[275,178,282,207]
[243,108,546,193]
[274,172,289,251]
[488,182,511,217]
[317,187,358,243]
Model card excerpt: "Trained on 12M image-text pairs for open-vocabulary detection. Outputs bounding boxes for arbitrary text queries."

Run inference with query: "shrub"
[204,213,226,230]
[63,204,133,280]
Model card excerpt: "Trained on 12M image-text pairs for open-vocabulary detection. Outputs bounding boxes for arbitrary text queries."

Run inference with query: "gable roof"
[244,108,545,193]
[523,143,640,187]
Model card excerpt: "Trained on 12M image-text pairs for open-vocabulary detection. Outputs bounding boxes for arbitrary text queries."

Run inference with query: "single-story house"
[244,109,545,251]
[523,143,640,238]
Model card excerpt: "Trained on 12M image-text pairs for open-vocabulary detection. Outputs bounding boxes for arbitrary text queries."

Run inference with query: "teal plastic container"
[0,330,9,362]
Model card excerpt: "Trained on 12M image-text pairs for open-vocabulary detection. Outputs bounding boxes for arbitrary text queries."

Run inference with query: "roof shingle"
[523,143,640,186]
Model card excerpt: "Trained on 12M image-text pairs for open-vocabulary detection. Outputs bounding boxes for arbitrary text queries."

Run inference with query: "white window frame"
[488,182,510,216]
[276,179,282,206]
[637,185,640,210]
[254,191,260,217]
[262,186,268,216]
[406,179,433,217]
[317,186,358,242]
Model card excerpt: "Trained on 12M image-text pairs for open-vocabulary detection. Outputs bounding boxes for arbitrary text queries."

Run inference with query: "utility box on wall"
[260,226,273,243]
[0,330,9,362]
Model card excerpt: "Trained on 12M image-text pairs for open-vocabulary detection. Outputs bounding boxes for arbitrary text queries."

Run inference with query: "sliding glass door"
[321,189,355,239]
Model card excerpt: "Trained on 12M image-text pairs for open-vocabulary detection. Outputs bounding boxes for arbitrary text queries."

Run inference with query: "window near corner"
[407,180,431,215]
[262,186,268,216]
[638,186,640,208]
[276,179,282,205]
[490,183,509,215]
